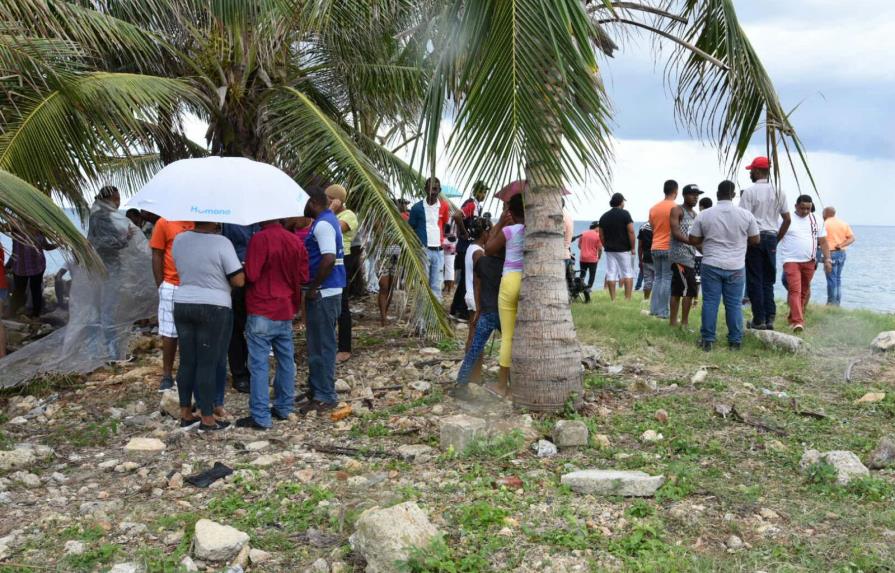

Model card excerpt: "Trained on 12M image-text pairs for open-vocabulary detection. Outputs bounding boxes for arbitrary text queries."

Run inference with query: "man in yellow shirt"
[822,206,855,306]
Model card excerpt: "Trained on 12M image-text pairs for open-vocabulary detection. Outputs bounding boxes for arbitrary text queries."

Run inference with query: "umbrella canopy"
[495,180,572,202]
[127,157,309,225]
[441,184,463,198]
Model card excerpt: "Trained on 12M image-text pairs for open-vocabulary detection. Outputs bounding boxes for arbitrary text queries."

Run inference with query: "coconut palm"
[0,0,450,331]
[417,0,813,411]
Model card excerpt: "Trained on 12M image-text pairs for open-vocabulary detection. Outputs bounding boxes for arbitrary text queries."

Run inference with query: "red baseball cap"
[745,156,770,170]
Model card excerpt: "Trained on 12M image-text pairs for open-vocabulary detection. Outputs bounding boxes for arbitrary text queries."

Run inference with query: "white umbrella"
[127,156,309,225]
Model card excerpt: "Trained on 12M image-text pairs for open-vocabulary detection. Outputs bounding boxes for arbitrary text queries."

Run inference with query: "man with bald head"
[822,206,855,306]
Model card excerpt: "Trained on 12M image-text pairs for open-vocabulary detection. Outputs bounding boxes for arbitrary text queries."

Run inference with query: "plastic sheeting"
[0,200,157,389]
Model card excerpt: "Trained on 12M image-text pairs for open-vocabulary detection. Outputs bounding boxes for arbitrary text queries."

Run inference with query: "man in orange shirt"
[578,222,603,290]
[822,206,855,306]
[648,180,679,318]
[150,218,195,390]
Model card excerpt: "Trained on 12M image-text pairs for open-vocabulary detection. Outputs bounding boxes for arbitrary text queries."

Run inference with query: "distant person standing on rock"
[648,180,679,318]
[669,184,702,328]
[779,195,831,333]
[822,206,855,306]
[739,156,790,330]
[688,180,759,352]
[598,193,636,301]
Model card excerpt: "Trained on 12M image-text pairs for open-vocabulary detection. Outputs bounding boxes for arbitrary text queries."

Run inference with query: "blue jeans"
[825,250,846,306]
[456,312,501,385]
[745,233,777,325]
[426,248,445,298]
[650,250,671,318]
[700,264,746,345]
[246,314,296,427]
[306,294,341,405]
[173,303,233,417]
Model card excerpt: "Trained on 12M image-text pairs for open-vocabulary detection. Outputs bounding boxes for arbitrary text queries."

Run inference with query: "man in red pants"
[778,195,831,333]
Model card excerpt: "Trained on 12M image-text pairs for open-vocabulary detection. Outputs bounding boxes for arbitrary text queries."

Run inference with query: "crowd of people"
[563,156,856,352]
[1,156,859,409]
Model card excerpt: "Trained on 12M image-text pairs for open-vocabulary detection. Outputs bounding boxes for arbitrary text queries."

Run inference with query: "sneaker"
[698,340,714,352]
[746,320,766,330]
[235,416,270,431]
[232,379,251,394]
[294,391,315,406]
[158,376,175,392]
[729,342,742,351]
[270,408,289,421]
[198,420,231,434]
[179,418,200,429]
[298,400,338,415]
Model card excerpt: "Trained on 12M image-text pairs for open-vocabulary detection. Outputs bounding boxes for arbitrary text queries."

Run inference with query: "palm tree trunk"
[510,177,584,412]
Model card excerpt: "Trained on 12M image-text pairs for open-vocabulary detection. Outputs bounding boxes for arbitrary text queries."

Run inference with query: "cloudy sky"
[563,0,894,224]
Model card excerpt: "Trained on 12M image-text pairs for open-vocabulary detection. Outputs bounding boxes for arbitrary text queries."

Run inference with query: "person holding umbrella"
[300,188,347,414]
[171,221,245,432]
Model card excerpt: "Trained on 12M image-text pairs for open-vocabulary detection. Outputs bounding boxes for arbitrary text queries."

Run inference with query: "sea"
[571,221,894,314]
[2,212,892,314]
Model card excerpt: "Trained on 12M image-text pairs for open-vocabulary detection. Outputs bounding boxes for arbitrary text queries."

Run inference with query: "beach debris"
[439,415,487,452]
[854,392,885,404]
[533,440,558,458]
[193,519,249,562]
[871,331,895,352]
[561,469,665,497]
[690,368,708,385]
[349,502,440,573]
[185,462,234,488]
[867,436,895,469]
[750,329,806,353]
[552,420,589,448]
[800,450,869,485]
[640,430,664,443]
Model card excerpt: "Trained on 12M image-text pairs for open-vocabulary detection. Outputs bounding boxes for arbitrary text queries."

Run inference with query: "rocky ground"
[1,293,895,572]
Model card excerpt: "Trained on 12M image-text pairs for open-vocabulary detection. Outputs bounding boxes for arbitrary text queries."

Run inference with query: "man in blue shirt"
[221,223,258,393]
[301,188,346,414]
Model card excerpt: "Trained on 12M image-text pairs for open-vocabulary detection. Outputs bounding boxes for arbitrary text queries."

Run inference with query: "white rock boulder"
[193,519,250,562]
[349,502,440,573]
[561,469,665,497]
[800,449,869,485]
[871,331,895,352]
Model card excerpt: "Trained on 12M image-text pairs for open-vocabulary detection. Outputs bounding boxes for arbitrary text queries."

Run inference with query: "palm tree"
[417,0,813,411]
[0,0,449,331]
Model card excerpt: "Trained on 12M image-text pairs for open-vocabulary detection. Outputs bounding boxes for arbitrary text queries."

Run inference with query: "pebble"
[64,540,86,555]
[725,535,744,550]
[245,440,270,452]
[168,473,184,490]
[640,430,664,443]
[654,409,669,424]
[11,472,41,488]
[249,548,272,564]
[593,434,611,449]
[114,462,140,473]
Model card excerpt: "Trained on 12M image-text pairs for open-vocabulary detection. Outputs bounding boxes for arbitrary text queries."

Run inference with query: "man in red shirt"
[236,219,309,430]
[578,222,603,290]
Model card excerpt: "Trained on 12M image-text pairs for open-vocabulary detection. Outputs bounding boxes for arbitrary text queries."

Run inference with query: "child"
[452,252,504,399]
[463,217,492,349]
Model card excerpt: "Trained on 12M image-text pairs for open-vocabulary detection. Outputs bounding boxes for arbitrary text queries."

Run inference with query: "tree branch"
[589,2,689,25]
[596,17,729,71]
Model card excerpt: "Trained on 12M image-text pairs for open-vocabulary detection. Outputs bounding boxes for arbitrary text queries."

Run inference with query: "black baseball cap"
[589,221,599,230]
[682,184,704,195]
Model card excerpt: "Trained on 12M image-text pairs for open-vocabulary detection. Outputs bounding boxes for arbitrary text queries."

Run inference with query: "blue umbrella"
[441,184,463,198]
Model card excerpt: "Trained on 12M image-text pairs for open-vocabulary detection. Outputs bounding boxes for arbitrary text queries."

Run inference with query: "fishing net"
[0,201,157,389]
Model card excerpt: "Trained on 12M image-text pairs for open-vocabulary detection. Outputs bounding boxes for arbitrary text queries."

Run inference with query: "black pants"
[348,245,366,298]
[450,247,470,319]
[174,303,232,417]
[338,253,357,353]
[745,233,778,325]
[579,262,598,289]
[11,273,43,317]
[228,287,250,384]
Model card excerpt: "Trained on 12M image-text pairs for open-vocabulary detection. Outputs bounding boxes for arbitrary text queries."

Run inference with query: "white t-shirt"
[778,213,825,264]
[464,244,484,311]
[313,220,342,298]
[739,180,788,233]
[424,201,442,247]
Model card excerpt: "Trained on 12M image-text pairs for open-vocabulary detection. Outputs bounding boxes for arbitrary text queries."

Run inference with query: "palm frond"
[664,0,814,187]
[262,85,451,338]
[0,72,199,209]
[418,0,614,192]
[0,169,102,271]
